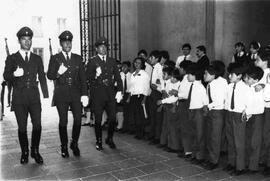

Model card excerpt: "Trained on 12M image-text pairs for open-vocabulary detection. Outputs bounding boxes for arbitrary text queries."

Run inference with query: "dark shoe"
[263,166,270,176]
[20,150,29,164]
[157,144,166,148]
[105,138,116,149]
[70,141,80,157]
[30,147,43,164]
[230,169,247,176]
[205,162,218,170]
[223,164,235,172]
[134,135,142,140]
[61,145,69,158]
[96,141,103,151]
[82,123,90,126]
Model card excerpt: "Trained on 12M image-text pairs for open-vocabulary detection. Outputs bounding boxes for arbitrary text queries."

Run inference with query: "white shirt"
[257,68,270,108]
[129,70,150,96]
[161,79,181,104]
[120,71,132,93]
[189,80,208,109]
[178,75,192,99]
[246,84,265,115]
[144,62,153,95]
[175,54,193,68]
[98,54,106,61]
[207,77,228,110]
[151,63,164,92]
[62,51,72,60]
[19,49,31,61]
[225,80,252,113]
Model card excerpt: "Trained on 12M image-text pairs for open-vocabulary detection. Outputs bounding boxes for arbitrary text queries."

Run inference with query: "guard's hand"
[81,96,89,107]
[13,66,24,77]
[58,63,67,75]
[115,91,123,103]
[96,66,102,78]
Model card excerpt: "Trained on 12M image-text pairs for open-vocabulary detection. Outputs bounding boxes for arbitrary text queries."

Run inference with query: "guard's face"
[182,47,191,56]
[250,45,258,54]
[19,36,32,51]
[61,40,72,53]
[96,44,107,55]
[235,45,243,53]
[196,48,203,58]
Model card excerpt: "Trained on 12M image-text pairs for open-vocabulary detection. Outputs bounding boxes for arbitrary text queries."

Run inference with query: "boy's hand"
[255,83,265,92]
[169,89,178,96]
[157,100,162,106]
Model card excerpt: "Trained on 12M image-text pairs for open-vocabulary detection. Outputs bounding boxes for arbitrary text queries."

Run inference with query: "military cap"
[95,37,109,47]
[17,26,33,39]
[58,30,73,41]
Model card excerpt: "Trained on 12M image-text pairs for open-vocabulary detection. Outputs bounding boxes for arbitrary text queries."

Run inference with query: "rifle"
[5,38,10,56]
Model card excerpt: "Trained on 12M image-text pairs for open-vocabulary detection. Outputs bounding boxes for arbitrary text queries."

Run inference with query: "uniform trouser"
[129,95,146,138]
[149,90,163,140]
[13,102,42,151]
[179,100,192,153]
[122,93,130,131]
[56,101,82,145]
[260,108,270,166]
[206,110,224,164]
[1,83,5,114]
[93,99,116,141]
[189,109,205,160]
[246,114,263,171]
[226,111,246,170]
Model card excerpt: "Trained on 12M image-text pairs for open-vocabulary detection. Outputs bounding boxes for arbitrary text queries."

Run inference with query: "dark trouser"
[206,110,224,164]
[226,111,246,170]
[264,108,270,167]
[7,81,12,106]
[246,114,263,171]
[93,99,116,141]
[122,92,130,132]
[189,108,205,160]
[13,102,42,151]
[148,90,163,140]
[56,101,82,145]
[1,83,5,115]
[129,95,146,138]
[179,100,192,153]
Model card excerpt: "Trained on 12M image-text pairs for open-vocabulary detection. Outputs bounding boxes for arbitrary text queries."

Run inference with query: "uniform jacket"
[47,52,87,104]
[3,51,48,105]
[86,55,123,103]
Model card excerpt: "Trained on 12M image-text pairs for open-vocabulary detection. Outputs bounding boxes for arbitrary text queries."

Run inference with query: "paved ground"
[1,95,270,180]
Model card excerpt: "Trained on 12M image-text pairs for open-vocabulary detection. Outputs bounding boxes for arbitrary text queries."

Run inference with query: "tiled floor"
[1,100,270,180]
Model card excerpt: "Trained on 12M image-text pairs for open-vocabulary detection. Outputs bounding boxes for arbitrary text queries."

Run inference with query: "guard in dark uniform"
[47,31,88,157]
[3,26,49,164]
[86,37,123,150]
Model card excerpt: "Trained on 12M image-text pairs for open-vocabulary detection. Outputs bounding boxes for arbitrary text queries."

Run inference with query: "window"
[33,48,44,61]
[80,0,121,62]
[32,16,43,37]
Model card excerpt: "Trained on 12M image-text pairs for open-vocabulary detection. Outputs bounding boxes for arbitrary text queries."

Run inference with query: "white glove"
[58,63,67,75]
[81,96,89,107]
[96,66,102,78]
[115,91,123,103]
[13,66,24,77]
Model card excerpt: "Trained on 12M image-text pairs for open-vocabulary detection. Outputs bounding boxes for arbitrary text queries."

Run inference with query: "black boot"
[18,131,29,164]
[95,123,103,151]
[96,138,103,151]
[61,145,69,158]
[31,147,43,164]
[105,137,116,149]
[70,140,80,156]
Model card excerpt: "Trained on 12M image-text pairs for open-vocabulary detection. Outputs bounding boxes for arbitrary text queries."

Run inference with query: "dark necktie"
[66,52,70,61]
[231,83,236,110]
[102,56,105,62]
[124,74,127,93]
[187,83,193,107]
[183,56,187,61]
[25,52,29,62]
[208,84,213,103]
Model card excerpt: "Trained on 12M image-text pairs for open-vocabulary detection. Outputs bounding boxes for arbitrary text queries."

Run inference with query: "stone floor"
[1,99,270,180]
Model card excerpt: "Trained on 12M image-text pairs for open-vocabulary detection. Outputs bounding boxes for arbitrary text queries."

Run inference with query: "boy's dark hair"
[196,45,206,54]
[133,57,146,70]
[162,66,174,76]
[211,60,226,77]
[179,60,192,71]
[122,61,131,68]
[138,49,147,57]
[164,60,175,68]
[246,66,264,81]
[160,50,170,61]
[172,69,181,81]
[250,41,260,50]
[149,50,161,62]
[182,43,191,50]
[227,62,246,75]
[186,63,203,80]
[235,42,245,48]
[205,65,218,78]
[258,46,270,67]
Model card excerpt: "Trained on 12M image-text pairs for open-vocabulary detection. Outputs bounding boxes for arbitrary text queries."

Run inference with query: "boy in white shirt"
[203,62,228,170]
